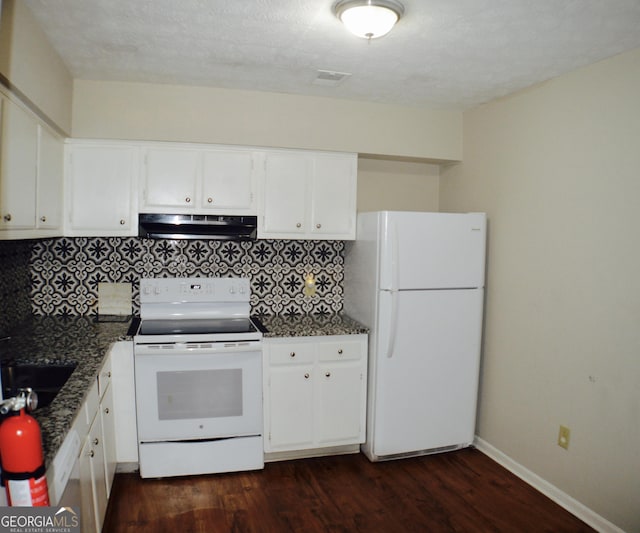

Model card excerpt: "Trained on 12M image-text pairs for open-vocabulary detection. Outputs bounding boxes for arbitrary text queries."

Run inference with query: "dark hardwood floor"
[103,448,594,533]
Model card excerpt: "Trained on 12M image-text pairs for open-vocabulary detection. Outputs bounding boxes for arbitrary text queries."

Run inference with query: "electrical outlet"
[558,425,570,450]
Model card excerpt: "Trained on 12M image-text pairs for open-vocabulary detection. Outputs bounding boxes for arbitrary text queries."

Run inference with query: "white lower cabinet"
[263,335,367,454]
[101,383,117,496]
[79,405,108,533]
[75,355,117,533]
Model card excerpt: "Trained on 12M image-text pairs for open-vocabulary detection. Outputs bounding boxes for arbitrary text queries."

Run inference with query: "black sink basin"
[1,363,77,409]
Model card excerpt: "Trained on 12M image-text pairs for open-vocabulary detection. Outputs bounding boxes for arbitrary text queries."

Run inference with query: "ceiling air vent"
[312,70,352,87]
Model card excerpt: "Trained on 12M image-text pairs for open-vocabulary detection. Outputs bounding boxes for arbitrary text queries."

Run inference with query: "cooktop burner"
[138,317,258,336]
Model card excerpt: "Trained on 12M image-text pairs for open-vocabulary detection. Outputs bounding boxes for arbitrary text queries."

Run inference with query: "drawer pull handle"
[325,372,331,378]
[40,216,47,223]
[338,349,343,354]
[120,219,126,225]
[93,438,99,446]
[290,352,296,358]
[89,450,95,458]
[316,223,321,229]
[296,222,302,228]
[104,407,110,414]
[3,214,11,222]
[304,373,310,379]
[207,197,213,203]
[185,197,191,203]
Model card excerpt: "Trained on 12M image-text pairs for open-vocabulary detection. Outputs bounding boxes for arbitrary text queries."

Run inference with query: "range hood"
[138,213,257,240]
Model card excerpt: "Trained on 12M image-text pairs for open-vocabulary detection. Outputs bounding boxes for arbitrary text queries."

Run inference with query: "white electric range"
[132,277,264,478]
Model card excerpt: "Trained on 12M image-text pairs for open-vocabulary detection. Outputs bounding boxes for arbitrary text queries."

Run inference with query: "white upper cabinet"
[65,141,139,236]
[140,144,258,215]
[258,150,357,240]
[0,96,38,231]
[0,95,64,239]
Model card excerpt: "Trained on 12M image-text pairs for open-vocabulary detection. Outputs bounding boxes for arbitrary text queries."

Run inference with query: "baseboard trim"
[474,437,624,533]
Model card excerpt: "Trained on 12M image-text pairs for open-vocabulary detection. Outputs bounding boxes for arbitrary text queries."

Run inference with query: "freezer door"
[378,212,486,290]
[370,288,483,458]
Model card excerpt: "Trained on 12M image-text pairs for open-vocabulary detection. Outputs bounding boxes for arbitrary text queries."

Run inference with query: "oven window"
[156,369,243,420]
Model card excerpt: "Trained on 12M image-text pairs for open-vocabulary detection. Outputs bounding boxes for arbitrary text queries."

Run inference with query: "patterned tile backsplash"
[26,237,345,317]
[0,240,34,335]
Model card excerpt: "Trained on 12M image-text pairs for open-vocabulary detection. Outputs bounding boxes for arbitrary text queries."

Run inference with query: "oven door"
[134,340,262,442]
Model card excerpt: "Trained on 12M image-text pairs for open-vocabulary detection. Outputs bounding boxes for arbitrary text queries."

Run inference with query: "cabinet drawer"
[269,343,314,365]
[317,340,363,362]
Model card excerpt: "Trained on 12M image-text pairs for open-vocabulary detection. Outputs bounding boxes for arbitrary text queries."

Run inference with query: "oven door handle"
[134,341,262,355]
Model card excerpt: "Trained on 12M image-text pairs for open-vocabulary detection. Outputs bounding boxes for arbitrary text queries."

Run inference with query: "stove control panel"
[140,277,250,304]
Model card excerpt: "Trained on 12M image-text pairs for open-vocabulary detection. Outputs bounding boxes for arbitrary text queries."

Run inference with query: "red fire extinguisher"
[0,388,50,506]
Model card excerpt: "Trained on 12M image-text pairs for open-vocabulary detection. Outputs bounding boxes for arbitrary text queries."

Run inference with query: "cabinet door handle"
[325,372,331,378]
[316,223,322,229]
[3,214,11,222]
[40,216,47,223]
[185,197,191,203]
[89,450,95,458]
[290,352,296,358]
[119,219,126,225]
[304,373,310,379]
[338,349,343,355]
[296,222,302,228]
[93,438,99,446]
[207,197,213,203]
[104,407,110,414]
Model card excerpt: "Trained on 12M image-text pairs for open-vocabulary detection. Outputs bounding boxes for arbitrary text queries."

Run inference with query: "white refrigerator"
[344,211,486,461]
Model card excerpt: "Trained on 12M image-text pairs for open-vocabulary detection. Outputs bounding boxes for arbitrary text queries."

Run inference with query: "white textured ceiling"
[23,0,640,109]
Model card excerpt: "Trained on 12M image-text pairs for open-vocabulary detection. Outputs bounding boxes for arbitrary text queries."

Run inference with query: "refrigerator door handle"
[390,218,399,292]
[386,289,399,358]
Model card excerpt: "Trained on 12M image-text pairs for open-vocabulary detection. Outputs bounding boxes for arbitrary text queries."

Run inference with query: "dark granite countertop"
[0,316,132,468]
[255,313,369,338]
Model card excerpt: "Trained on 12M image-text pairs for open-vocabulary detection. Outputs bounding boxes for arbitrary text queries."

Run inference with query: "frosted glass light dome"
[335,0,404,39]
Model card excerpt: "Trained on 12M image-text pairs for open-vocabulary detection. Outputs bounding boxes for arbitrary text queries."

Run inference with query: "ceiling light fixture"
[334,0,404,40]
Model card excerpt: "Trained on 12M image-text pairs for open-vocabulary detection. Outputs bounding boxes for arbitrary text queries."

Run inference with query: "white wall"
[440,47,640,532]
[357,157,439,212]
[0,0,72,133]
[71,79,462,162]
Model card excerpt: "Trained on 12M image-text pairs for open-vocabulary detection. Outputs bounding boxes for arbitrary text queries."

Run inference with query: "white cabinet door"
[100,383,117,497]
[268,364,314,450]
[309,153,356,239]
[0,97,38,230]
[78,437,97,533]
[261,151,308,237]
[79,407,108,533]
[316,361,363,445]
[201,149,256,213]
[36,125,63,230]
[89,413,108,533]
[142,147,199,210]
[66,143,139,235]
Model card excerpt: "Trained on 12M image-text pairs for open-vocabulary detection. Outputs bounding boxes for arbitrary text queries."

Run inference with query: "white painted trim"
[474,437,625,533]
